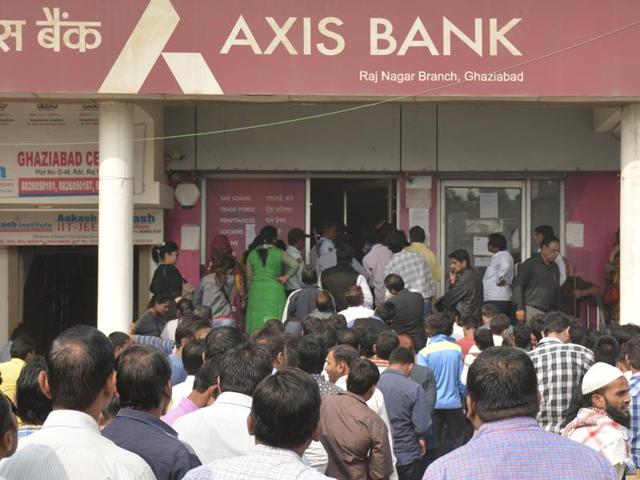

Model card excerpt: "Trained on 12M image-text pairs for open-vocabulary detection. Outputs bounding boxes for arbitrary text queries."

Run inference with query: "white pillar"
[98,102,134,334]
[620,104,640,325]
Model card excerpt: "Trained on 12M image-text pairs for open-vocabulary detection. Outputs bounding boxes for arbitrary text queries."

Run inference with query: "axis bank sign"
[0,0,639,97]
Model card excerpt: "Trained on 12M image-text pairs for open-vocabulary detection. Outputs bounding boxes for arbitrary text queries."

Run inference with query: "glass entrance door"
[441,181,525,277]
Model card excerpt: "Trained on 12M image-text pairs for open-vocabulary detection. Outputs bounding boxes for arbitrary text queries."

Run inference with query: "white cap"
[581,362,624,395]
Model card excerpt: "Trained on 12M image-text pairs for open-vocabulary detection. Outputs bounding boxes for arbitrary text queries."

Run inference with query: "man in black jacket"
[436,249,483,321]
[385,274,426,349]
[321,242,372,312]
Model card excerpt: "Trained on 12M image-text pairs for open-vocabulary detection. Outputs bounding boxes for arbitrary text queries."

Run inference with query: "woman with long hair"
[149,241,185,320]
[245,225,300,333]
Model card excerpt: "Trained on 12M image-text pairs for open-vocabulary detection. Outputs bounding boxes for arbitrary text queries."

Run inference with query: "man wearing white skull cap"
[562,362,631,479]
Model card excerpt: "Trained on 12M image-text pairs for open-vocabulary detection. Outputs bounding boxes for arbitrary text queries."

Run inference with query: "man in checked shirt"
[528,311,594,433]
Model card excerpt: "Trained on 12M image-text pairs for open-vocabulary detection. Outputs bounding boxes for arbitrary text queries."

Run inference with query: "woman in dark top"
[150,241,184,320]
[133,293,172,337]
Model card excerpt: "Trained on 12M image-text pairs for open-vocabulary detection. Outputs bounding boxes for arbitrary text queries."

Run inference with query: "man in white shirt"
[362,229,393,307]
[184,369,330,480]
[483,233,515,316]
[0,325,156,480]
[174,343,273,464]
[338,286,375,328]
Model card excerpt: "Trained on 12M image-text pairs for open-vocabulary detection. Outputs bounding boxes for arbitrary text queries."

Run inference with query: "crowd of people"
[0,220,634,479]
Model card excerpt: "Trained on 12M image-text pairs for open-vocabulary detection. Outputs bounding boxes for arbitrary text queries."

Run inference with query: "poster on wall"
[0,209,163,245]
[207,179,306,258]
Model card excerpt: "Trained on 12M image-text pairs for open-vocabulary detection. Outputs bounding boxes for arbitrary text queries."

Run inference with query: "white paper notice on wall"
[245,223,256,250]
[566,222,584,248]
[409,208,429,234]
[181,224,200,251]
[473,236,491,256]
[479,192,499,218]
[474,256,492,268]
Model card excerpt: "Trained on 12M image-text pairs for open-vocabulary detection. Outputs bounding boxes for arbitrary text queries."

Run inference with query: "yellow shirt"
[0,357,25,404]
[406,242,442,282]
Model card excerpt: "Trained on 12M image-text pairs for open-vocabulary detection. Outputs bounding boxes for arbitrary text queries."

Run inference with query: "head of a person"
[627,336,640,372]
[353,324,378,358]
[287,228,307,250]
[325,344,358,384]
[540,236,561,264]
[466,347,539,429]
[315,290,334,313]
[487,233,507,253]
[148,293,172,317]
[10,334,35,362]
[533,225,554,247]
[481,303,498,325]
[543,312,571,343]
[373,331,399,361]
[320,221,337,240]
[388,346,414,376]
[326,314,346,334]
[250,327,286,370]
[296,336,327,375]
[192,357,220,405]
[298,265,317,287]
[344,285,364,308]
[594,335,621,366]
[43,325,116,413]
[490,314,510,336]
[581,363,630,428]
[116,346,172,415]
[335,242,354,265]
[210,234,233,259]
[386,230,408,254]
[364,229,382,247]
[461,316,477,335]
[336,329,359,349]
[474,329,495,351]
[204,326,244,361]
[176,298,194,320]
[449,249,472,274]
[259,225,278,245]
[384,274,404,295]
[108,331,131,359]
[397,334,417,354]
[182,339,205,376]
[347,358,380,401]
[211,254,236,282]
[176,319,212,349]
[284,336,301,368]
[0,394,17,459]
[153,241,179,265]
[249,369,321,452]
[16,355,51,427]
[569,321,586,345]
[218,343,273,397]
[530,316,546,345]
[192,306,213,323]
[425,313,453,338]
[374,302,396,324]
[301,316,326,337]
[513,323,533,351]
[409,225,426,244]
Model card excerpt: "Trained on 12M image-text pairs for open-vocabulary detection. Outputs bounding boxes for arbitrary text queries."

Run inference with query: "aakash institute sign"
[1,0,639,97]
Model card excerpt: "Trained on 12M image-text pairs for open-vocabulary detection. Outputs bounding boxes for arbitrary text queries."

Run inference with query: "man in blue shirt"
[377,347,431,480]
[423,347,617,480]
[102,345,201,480]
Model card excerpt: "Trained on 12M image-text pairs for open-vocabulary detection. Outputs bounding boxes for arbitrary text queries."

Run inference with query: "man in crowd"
[174,343,273,463]
[102,346,201,480]
[321,358,393,479]
[371,331,400,372]
[528,312,594,433]
[321,242,373,311]
[385,274,426,349]
[533,224,567,286]
[185,369,331,480]
[424,347,617,479]
[385,230,433,317]
[308,291,336,320]
[513,235,561,323]
[436,249,483,320]
[171,340,205,405]
[406,226,441,290]
[377,347,431,480]
[397,334,437,414]
[0,325,156,480]
[338,285,375,328]
[310,221,337,269]
[562,362,631,479]
[108,331,131,359]
[283,266,324,324]
[297,335,342,396]
[169,319,211,387]
[363,228,393,307]
[284,227,307,296]
[0,334,35,404]
[482,233,515,316]
[0,393,17,462]
[626,336,640,469]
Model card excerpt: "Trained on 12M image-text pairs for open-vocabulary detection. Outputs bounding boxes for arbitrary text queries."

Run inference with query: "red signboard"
[0,1,639,97]
[206,178,306,259]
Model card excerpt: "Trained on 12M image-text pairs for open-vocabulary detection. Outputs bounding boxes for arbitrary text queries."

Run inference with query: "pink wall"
[564,173,619,291]
[165,198,202,287]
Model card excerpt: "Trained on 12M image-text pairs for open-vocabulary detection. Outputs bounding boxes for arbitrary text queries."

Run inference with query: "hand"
[419,438,427,457]
[572,290,583,300]
[276,275,289,285]
[515,310,525,322]
[449,272,457,284]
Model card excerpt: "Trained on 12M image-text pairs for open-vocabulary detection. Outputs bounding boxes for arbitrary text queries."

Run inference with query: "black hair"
[335,242,354,264]
[107,332,130,350]
[449,249,472,267]
[534,225,554,239]
[344,286,364,307]
[426,313,452,337]
[326,313,347,333]
[364,229,382,246]
[481,303,498,318]
[0,394,15,438]
[490,314,510,335]
[384,273,404,293]
[152,241,179,264]
[46,326,115,411]
[541,236,560,248]
[175,319,212,346]
[388,346,414,365]
[284,336,301,368]
[16,355,51,425]
[10,335,35,360]
[374,331,399,360]
[176,298,194,318]
[250,327,286,364]
[247,226,279,266]
[331,344,358,369]
[10,324,28,342]
[301,316,326,337]
[462,316,478,330]
[192,306,212,321]
[626,336,640,370]
[116,346,171,411]
[336,329,359,349]
[409,226,426,243]
[347,358,380,395]
[219,343,273,396]
[204,326,244,361]
[182,339,205,375]
[513,323,533,350]
[147,293,172,309]
[543,311,571,334]
[301,265,318,285]
[488,233,507,251]
[193,357,219,393]
[387,230,408,254]
[297,336,327,375]
[287,228,307,246]
[607,324,640,347]
[251,369,321,449]
[474,329,495,351]
[594,335,620,366]
[353,323,378,358]
[569,322,586,345]
[467,347,539,422]
[529,316,546,341]
[374,302,396,322]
